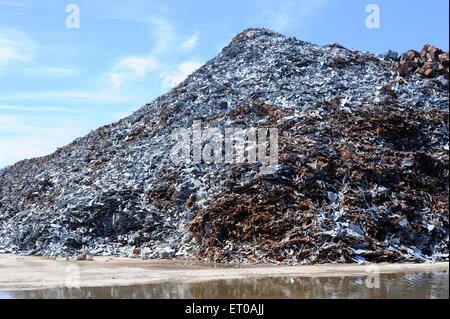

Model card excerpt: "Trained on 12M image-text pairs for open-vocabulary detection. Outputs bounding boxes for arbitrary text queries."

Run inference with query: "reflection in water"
[2,271,448,299]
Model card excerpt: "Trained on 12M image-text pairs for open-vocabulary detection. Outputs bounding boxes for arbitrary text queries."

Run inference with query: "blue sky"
[0,0,448,168]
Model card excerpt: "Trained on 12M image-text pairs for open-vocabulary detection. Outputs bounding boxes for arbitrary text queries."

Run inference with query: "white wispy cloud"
[34,67,82,78]
[90,9,178,53]
[161,61,202,89]
[0,29,35,73]
[86,7,202,91]
[2,90,133,103]
[0,105,79,113]
[89,7,187,54]
[181,32,199,51]
[116,56,158,76]
[0,1,27,7]
[108,55,158,88]
[147,16,177,53]
[0,114,79,134]
[253,0,332,31]
[0,114,26,132]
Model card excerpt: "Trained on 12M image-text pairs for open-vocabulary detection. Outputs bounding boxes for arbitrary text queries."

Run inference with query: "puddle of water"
[1,271,448,299]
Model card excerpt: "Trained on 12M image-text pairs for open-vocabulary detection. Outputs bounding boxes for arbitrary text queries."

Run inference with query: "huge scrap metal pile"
[0,29,448,264]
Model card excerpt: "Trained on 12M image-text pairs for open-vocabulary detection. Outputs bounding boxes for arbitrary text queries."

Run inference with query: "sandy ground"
[0,254,447,290]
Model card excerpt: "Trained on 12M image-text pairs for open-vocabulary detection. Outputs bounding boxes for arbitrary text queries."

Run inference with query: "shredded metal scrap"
[0,29,448,264]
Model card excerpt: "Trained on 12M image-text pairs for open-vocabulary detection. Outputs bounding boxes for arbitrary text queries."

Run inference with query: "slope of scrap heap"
[0,28,448,264]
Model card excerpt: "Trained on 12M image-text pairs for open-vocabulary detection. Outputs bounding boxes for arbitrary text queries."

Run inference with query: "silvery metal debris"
[0,28,448,264]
